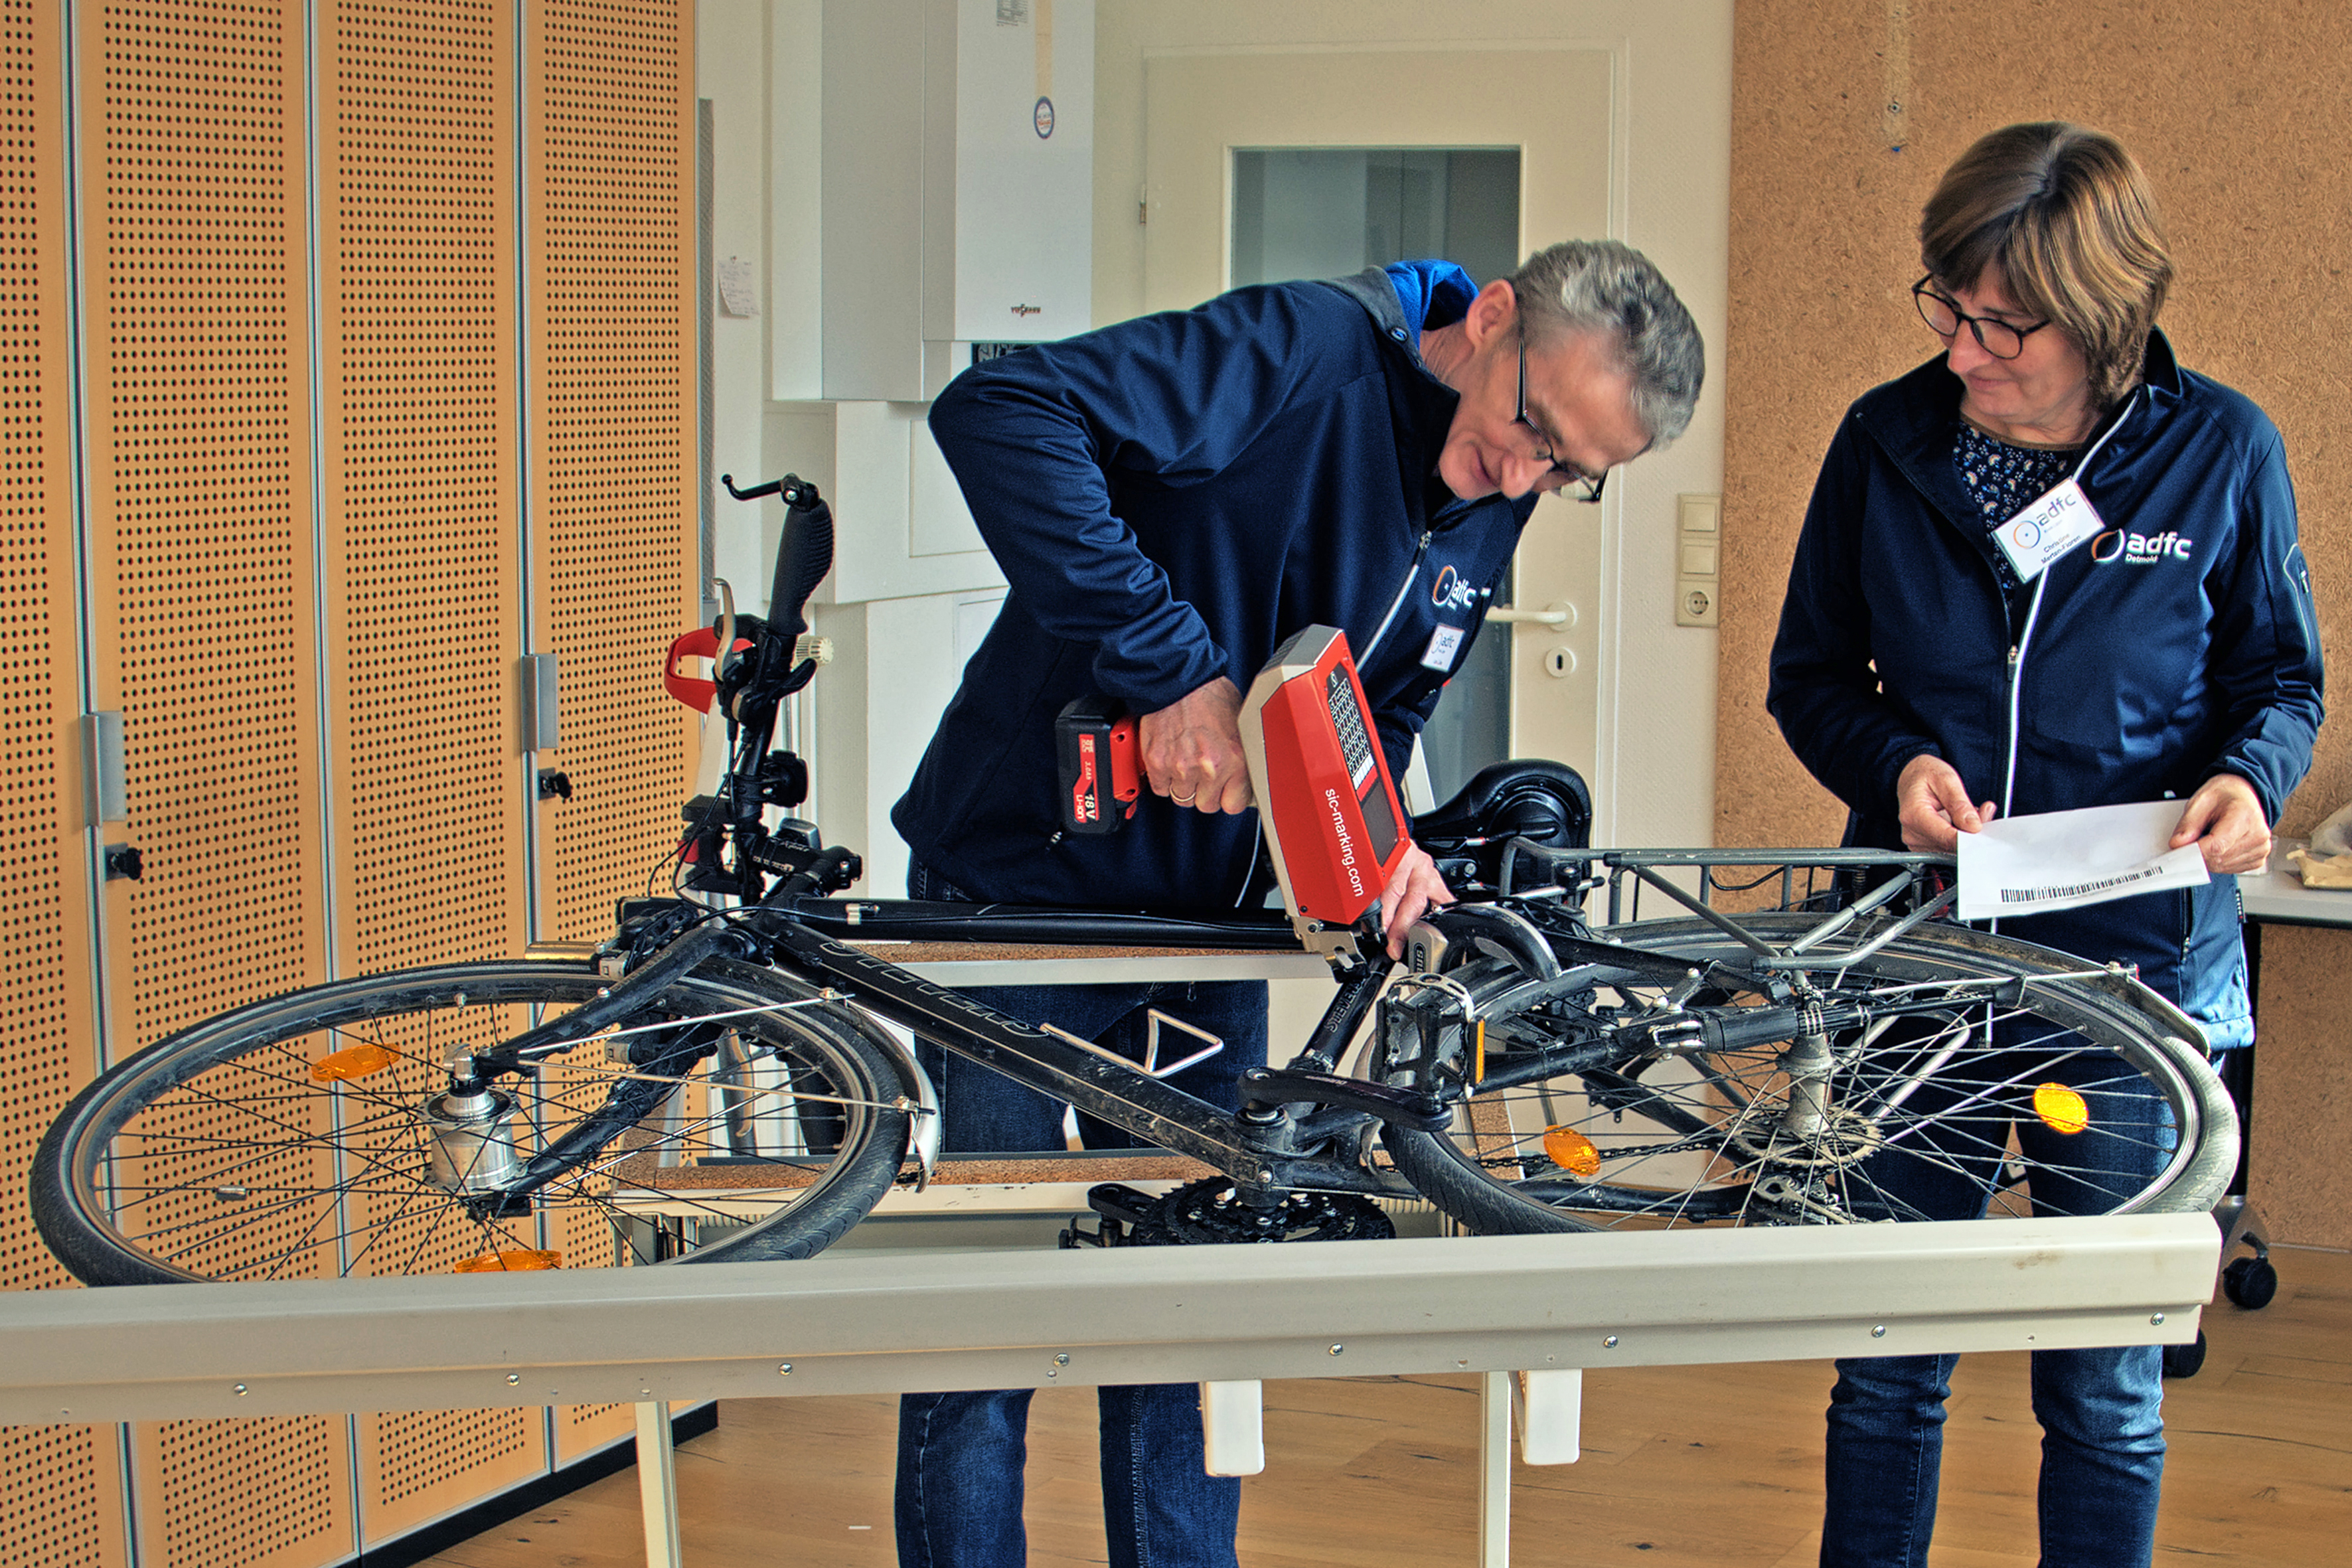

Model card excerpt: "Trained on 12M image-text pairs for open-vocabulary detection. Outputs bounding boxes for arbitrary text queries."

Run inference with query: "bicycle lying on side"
[32,476,2238,1287]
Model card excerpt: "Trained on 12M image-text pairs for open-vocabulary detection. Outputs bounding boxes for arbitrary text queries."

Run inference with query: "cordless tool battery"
[1054,694,1142,834]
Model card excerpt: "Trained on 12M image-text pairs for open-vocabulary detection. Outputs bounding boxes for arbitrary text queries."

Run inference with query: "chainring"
[1154,1177,1397,1244]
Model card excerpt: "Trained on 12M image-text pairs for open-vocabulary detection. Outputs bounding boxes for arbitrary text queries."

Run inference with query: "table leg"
[635,1399,683,1568]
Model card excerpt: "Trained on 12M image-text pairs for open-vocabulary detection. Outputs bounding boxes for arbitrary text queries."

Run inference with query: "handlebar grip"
[767,484,834,640]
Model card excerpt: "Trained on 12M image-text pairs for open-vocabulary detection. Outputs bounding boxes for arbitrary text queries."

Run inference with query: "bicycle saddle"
[1414,758,1592,894]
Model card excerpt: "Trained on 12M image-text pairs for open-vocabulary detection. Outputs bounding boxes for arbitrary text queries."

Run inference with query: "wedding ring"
[1172,790,1196,805]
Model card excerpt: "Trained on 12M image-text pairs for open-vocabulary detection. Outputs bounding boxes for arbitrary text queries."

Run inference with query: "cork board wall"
[1720,1,2352,1245]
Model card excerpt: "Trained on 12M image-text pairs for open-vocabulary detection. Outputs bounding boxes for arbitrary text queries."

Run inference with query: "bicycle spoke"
[1378,906,2224,1237]
[40,963,911,1282]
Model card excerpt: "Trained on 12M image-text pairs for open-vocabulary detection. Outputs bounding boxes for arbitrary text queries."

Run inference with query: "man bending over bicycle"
[887,242,1703,1568]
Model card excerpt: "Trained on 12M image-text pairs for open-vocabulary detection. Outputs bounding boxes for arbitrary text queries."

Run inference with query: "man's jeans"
[1821,1040,2176,1568]
[894,863,1269,1568]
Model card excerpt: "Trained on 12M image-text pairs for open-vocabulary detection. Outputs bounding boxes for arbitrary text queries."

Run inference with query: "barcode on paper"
[1998,864,2163,905]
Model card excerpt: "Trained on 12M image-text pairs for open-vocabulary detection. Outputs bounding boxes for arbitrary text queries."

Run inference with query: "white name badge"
[1421,624,1466,672]
[1994,477,2104,582]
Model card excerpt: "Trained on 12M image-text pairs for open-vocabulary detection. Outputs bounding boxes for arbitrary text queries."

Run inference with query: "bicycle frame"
[752,915,1405,1194]
[562,838,2018,1202]
[525,472,2031,1210]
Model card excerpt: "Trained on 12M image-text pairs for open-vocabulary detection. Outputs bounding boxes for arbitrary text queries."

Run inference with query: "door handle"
[1486,603,1576,627]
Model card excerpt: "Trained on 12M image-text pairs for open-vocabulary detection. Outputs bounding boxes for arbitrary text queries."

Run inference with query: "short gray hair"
[1511,240,1703,447]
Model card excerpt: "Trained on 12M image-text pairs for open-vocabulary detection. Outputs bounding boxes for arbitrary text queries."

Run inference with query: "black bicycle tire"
[33,957,913,1285]
[1379,913,2237,1236]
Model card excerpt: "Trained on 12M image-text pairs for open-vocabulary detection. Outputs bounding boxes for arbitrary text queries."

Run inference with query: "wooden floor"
[422,1244,2351,1568]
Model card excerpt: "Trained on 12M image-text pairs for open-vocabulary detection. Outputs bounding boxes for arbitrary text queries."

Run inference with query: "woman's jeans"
[894,863,1268,1568]
[1821,1038,2177,1568]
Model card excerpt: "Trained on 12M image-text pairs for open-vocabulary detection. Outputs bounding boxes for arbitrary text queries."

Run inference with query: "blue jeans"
[895,864,1268,1568]
[1822,1038,2175,1568]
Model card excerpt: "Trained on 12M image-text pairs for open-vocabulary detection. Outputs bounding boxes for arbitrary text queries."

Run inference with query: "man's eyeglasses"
[1516,331,1607,504]
[1911,275,2055,360]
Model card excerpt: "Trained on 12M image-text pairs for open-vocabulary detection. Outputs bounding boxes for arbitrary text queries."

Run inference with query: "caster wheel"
[2223,1254,2278,1310]
[2161,1330,2208,1379]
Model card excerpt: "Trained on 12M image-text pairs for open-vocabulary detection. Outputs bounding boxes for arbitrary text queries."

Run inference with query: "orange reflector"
[2033,1083,2090,1136]
[1473,1019,1486,1085]
[310,1044,398,1083]
[1543,1125,1603,1177]
[455,1249,562,1273]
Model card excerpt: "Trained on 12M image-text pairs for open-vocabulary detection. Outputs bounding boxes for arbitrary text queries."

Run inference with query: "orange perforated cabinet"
[522,0,698,1464]
[0,0,129,1563]
[526,0,702,967]
[74,1,353,1563]
[315,0,549,1543]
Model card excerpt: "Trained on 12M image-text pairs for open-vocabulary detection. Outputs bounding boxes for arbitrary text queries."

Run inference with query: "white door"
[1137,20,1729,850]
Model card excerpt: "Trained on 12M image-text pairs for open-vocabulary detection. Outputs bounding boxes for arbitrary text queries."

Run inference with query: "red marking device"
[1054,694,1144,834]
[1238,625,1413,941]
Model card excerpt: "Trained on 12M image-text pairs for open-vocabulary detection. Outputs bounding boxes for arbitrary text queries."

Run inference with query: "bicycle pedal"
[1065,1185,1179,1249]
[1083,1182,1168,1228]
[1059,1219,1112,1249]
[1059,1217,1162,1248]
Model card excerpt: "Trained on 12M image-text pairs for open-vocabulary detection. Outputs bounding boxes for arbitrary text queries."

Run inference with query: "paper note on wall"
[718,256,759,318]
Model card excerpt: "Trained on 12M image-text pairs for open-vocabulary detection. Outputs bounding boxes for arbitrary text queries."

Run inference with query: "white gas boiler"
[823,0,1095,401]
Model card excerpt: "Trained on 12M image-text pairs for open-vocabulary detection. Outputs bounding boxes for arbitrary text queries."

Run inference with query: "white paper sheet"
[717,256,760,318]
[1954,800,2210,921]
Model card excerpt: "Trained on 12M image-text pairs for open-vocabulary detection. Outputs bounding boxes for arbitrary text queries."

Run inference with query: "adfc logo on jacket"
[1430,564,1479,613]
[2089,529,2193,566]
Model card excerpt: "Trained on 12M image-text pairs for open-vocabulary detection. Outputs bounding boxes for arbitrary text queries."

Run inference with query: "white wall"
[699,0,1731,881]
[701,0,781,605]
[705,2,1008,894]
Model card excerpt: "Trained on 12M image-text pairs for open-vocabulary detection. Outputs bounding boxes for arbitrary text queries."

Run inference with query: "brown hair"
[1919,122,2173,410]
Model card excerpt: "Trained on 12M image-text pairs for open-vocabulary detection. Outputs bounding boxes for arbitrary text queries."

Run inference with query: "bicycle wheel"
[33,957,915,1285]
[1375,912,2236,1235]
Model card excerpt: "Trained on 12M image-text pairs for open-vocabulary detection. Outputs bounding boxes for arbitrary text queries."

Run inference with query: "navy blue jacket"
[1770,331,2323,1042]
[894,263,1539,909]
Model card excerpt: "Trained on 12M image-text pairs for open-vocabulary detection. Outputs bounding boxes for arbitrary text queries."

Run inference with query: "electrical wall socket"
[1675,493,1721,627]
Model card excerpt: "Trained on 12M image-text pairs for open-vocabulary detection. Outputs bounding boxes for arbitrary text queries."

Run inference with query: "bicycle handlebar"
[716,473,834,714]
[763,477,831,642]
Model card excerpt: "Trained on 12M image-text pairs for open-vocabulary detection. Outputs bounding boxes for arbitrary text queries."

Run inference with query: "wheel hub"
[424,1087,524,1193]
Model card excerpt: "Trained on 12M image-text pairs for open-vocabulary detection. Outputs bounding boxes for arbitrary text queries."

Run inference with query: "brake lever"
[712,578,740,685]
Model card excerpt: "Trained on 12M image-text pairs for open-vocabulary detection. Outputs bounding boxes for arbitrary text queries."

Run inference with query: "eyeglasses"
[1912,275,2055,360]
[1516,331,1607,504]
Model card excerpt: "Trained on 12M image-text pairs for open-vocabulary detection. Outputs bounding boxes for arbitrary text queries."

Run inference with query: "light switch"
[1675,493,1723,629]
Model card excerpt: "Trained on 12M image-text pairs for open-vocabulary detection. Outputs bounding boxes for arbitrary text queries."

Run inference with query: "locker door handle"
[521,655,560,751]
[82,712,128,827]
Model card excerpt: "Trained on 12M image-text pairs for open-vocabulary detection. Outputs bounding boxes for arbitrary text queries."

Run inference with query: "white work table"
[2236,836,2352,926]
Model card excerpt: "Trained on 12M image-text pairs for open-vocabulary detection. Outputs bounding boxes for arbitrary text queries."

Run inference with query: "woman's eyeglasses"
[1912,275,2055,360]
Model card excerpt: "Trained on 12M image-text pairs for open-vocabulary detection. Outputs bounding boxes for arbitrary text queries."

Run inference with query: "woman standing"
[1768,122,2323,1566]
